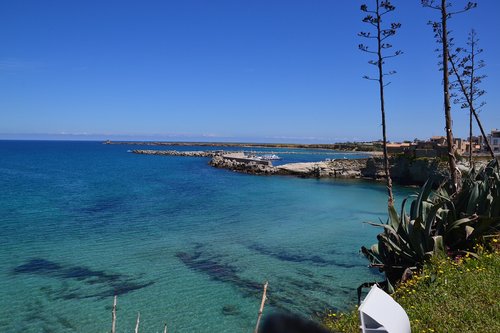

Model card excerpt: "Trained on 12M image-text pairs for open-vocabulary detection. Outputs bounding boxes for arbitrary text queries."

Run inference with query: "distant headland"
[102,140,383,152]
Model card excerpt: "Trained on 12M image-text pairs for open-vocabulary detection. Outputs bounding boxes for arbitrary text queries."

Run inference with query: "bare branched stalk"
[111,296,117,333]
[423,0,478,192]
[468,36,475,165]
[376,1,394,207]
[254,281,269,333]
[359,0,401,207]
[451,29,492,162]
[469,105,473,164]
[135,312,140,333]
[448,50,495,159]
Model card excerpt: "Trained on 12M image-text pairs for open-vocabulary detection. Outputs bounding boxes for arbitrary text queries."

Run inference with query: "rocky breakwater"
[132,149,222,157]
[209,153,368,178]
[209,153,277,175]
[276,159,367,178]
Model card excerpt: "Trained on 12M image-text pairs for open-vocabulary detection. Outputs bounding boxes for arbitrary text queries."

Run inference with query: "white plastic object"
[359,285,411,333]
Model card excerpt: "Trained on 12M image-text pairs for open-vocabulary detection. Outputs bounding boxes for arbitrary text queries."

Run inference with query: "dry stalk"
[134,312,140,333]
[254,281,269,333]
[111,295,117,333]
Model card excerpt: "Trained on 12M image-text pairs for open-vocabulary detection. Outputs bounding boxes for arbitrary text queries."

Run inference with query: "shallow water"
[0,141,412,332]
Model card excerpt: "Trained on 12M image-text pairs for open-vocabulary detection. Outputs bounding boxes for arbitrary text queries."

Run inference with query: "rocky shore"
[209,154,474,185]
[131,148,484,186]
[208,157,368,178]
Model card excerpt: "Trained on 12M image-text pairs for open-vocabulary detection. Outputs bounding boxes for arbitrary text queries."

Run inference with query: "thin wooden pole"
[254,281,268,333]
[111,296,117,333]
[134,312,140,333]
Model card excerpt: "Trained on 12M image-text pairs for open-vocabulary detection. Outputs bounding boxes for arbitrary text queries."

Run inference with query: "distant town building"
[430,136,446,146]
[387,143,411,155]
[464,136,483,154]
[488,129,500,153]
[454,138,468,155]
[385,129,498,158]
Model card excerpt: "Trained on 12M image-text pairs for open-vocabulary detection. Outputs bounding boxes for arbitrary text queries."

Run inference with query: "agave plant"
[361,179,445,290]
[362,159,500,289]
[439,159,500,251]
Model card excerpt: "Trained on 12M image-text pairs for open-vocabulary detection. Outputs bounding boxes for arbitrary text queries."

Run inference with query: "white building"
[487,129,500,153]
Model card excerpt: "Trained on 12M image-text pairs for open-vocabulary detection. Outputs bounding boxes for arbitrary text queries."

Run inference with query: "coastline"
[104,140,383,155]
[129,148,455,186]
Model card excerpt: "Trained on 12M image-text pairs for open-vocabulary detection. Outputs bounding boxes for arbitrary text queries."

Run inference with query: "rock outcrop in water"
[277,159,366,178]
[209,155,367,178]
[209,155,276,174]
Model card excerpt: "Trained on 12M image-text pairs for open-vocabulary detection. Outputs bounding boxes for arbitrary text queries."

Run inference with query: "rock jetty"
[209,155,276,175]
[131,149,223,157]
[209,154,367,178]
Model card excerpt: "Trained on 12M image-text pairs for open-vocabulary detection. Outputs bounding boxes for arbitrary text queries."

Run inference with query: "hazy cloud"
[0,59,42,71]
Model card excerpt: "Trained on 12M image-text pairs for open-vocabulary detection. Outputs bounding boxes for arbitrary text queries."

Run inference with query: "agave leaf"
[420,201,433,229]
[386,280,395,294]
[364,221,388,228]
[363,244,383,265]
[467,216,500,240]
[400,197,409,218]
[405,218,425,260]
[465,225,474,239]
[491,195,500,217]
[446,216,476,234]
[365,222,400,240]
[460,250,479,259]
[378,234,418,264]
[424,200,447,237]
[388,205,400,231]
[487,158,499,171]
[477,180,493,214]
[411,179,433,220]
[394,197,413,245]
[465,181,479,215]
[432,235,445,256]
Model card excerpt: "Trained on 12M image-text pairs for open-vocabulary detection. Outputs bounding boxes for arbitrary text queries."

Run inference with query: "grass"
[323,243,500,333]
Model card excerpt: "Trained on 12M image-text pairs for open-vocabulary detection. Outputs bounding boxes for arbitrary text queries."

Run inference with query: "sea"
[0,140,413,332]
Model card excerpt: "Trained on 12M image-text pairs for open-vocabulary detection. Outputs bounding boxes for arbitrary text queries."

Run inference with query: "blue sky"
[1,0,499,143]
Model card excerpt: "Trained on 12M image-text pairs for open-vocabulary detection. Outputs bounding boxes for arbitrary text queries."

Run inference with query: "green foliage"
[434,160,500,252]
[323,248,500,333]
[362,159,500,286]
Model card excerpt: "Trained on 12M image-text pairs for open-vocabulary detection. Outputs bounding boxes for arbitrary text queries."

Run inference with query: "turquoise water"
[0,141,412,332]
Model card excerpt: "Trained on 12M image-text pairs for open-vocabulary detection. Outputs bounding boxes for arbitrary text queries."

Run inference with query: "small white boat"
[260,154,281,160]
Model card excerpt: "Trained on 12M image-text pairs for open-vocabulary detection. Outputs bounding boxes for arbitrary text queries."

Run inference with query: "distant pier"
[131,149,221,157]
